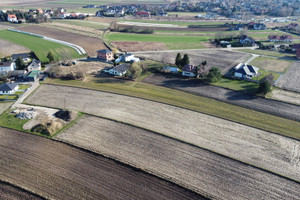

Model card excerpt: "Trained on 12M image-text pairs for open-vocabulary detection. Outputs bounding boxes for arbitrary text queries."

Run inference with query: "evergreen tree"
[175,53,182,67]
[181,54,190,67]
[207,67,222,83]
[15,57,25,70]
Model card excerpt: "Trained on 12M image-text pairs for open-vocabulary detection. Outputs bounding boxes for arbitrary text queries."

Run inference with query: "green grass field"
[212,78,259,94]
[122,19,226,26]
[0,30,81,63]
[249,57,291,73]
[43,76,300,140]
[0,110,30,131]
[106,32,209,49]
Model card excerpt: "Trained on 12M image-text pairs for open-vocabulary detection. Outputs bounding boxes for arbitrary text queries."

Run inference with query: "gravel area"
[0,127,204,200]
[278,62,300,92]
[56,115,300,200]
[143,73,300,121]
[27,85,300,182]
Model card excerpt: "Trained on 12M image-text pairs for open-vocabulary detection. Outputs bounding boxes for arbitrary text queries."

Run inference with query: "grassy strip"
[43,77,300,140]
[0,30,81,63]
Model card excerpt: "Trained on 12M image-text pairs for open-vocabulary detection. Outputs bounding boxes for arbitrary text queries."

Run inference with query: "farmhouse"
[239,35,256,45]
[268,35,293,42]
[97,49,114,61]
[0,83,19,95]
[136,11,151,17]
[162,66,180,74]
[12,53,30,62]
[107,64,129,76]
[234,63,259,79]
[27,59,41,72]
[0,62,16,72]
[297,49,300,59]
[182,65,197,77]
[7,14,18,23]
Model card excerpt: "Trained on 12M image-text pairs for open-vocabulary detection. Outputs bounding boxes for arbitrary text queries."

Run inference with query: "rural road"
[12,81,39,109]
[143,74,300,122]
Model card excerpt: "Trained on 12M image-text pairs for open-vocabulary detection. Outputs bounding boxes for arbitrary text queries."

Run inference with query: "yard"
[249,56,292,73]
[236,49,297,59]
[0,30,81,63]
[212,77,259,94]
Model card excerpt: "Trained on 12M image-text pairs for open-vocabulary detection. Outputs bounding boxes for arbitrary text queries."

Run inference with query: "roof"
[293,43,300,49]
[0,62,12,68]
[0,83,18,91]
[97,49,112,54]
[112,64,129,74]
[136,11,150,15]
[236,64,259,76]
[8,14,16,18]
[183,65,196,73]
[12,53,30,60]
[27,71,39,78]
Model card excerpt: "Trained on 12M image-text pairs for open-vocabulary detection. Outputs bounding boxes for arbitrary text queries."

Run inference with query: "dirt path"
[143,73,300,121]
[26,85,300,182]
[0,127,205,200]
[55,115,300,200]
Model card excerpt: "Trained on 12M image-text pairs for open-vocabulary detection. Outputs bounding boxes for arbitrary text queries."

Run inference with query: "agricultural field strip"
[270,89,300,106]
[0,39,30,56]
[0,103,12,115]
[16,25,106,57]
[0,127,204,200]
[0,181,44,200]
[55,115,300,200]
[9,29,86,55]
[143,74,300,122]
[277,62,300,92]
[27,85,300,182]
[117,21,187,28]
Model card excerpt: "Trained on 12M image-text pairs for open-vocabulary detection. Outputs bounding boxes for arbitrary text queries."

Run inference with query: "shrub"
[207,67,222,83]
[31,124,50,136]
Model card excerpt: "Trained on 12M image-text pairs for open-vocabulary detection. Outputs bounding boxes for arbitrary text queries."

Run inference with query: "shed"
[26,71,40,81]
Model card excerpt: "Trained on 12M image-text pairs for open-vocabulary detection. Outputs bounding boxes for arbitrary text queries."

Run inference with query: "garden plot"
[0,127,204,200]
[55,115,300,200]
[278,62,300,92]
[135,49,249,73]
[27,85,300,182]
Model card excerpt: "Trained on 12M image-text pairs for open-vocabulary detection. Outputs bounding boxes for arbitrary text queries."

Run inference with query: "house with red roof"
[182,65,197,77]
[97,49,114,61]
[136,11,151,17]
[268,35,293,42]
[7,14,18,23]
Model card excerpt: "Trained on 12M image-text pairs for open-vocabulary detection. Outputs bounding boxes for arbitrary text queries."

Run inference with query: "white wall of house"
[182,71,195,77]
[124,55,135,62]
[7,16,18,22]
[0,63,15,72]
[108,69,126,76]
[234,72,243,78]
[0,85,19,95]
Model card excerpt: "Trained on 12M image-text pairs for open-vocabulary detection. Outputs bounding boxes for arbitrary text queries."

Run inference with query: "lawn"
[122,19,226,26]
[0,30,81,63]
[106,32,209,49]
[0,110,30,131]
[18,84,31,90]
[249,57,292,73]
[43,76,300,140]
[212,77,259,94]
[252,70,281,81]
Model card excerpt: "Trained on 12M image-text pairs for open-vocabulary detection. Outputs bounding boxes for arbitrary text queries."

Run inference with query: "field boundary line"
[8,29,86,55]
[0,179,47,200]
[0,126,212,200]
[38,83,300,141]
[54,113,300,185]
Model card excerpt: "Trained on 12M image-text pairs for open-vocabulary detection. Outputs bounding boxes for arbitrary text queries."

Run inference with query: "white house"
[234,63,259,79]
[0,83,19,95]
[27,59,41,72]
[182,65,197,77]
[0,62,16,72]
[7,14,18,23]
[107,64,129,76]
[116,53,140,63]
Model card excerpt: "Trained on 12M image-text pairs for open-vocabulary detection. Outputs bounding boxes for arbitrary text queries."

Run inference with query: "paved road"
[144,74,300,122]
[12,81,39,109]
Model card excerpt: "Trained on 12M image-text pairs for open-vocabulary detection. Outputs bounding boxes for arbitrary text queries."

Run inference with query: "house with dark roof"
[0,62,16,72]
[292,43,300,52]
[234,63,259,79]
[182,65,197,77]
[239,35,256,46]
[27,59,41,72]
[268,35,293,42]
[107,63,129,76]
[0,83,19,95]
[136,11,151,17]
[97,49,114,61]
[12,53,30,61]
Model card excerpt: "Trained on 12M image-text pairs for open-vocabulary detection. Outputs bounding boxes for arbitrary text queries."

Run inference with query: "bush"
[31,124,50,136]
[207,67,222,83]
[126,63,142,80]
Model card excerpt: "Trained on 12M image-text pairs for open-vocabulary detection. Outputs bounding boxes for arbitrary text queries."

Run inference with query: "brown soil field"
[0,127,205,200]
[16,25,106,57]
[111,41,167,51]
[0,0,54,6]
[270,89,300,105]
[278,62,300,92]
[143,73,300,121]
[55,115,300,200]
[27,85,300,182]
[0,182,44,200]
[87,17,118,24]
[135,49,250,73]
[0,102,12,115]
[0,39,30,56]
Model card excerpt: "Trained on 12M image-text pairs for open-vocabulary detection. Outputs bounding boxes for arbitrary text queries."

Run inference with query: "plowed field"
[27,85,300,182]
[55,115,300,200]
[0,127,205,200]
[0,182,44,200]
[16,25,106,57]
[278,62,300,92]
